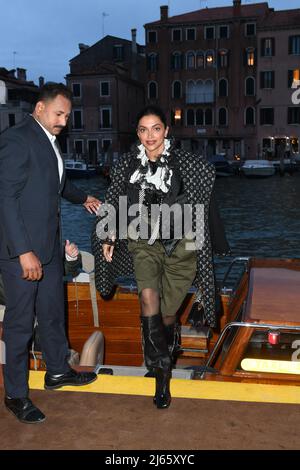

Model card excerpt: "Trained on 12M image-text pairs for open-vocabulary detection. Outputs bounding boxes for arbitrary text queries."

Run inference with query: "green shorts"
[128,238,197,317]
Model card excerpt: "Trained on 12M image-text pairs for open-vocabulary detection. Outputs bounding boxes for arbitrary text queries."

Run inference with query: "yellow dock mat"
[29,371,300,405]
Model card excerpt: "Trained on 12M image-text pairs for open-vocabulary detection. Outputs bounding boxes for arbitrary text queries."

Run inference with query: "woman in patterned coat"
[92,105,229,409]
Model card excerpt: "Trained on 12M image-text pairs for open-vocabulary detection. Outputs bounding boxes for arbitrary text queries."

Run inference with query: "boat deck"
[1,378,300,450]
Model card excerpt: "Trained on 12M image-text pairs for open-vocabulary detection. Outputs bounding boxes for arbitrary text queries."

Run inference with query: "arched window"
[205,108,213,126]
[205,50,214,67]
[219,49,228,68]
[245,107,255,125]
[148,53,158,72]
[204,79,214,103]
[186,109,195,126]
[172,81,182,99]
[218,107,228,126]
[246,47,255,66]
[196,109,204,125]
[186,80,196,103]
[186,51,196,69]
[148,81,157,99]
[218,78,228,97]
[245,76,255,96]
[196,51,204,68]
[172,52,182,70]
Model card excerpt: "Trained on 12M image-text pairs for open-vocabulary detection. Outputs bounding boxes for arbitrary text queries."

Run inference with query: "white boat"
[241,159,275,178]
[64,159,96,178]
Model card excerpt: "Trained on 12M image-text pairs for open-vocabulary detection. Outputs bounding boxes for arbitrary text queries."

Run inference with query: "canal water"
[61,171,300,283]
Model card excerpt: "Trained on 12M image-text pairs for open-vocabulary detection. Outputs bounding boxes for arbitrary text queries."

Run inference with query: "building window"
[288,69,300,88]
[186,109,195,126]
[245,23,256,37]
[73,110,83,129]
[171,108,183,126]
[8,113,15,127]
[196,109,204,126]
[147,53,158,72]
[205,26,215,40]
[186,80,214,104]
[260,71,275,89]
[186,28,196,41]
[100,107,112,128]
[74,139,84,155]
[196,51,204,68]
[260,108,274,125]
[113,45,124,61]
[102,139,112,152]
[147,31,157,43]
[171,52,182,70]
[245,76,255,96]
[205,51,214,67]
[288,107,300,125]
[186,51,196,69]
[218,108,228,126]
[245,107,255,125]
[219,25,229,39]
[289,36,300,55]
[172,29,182,42]
[219,50,228,68]
[205,108,213,126]
[148,81,158,99]
[218,79,228,97]
[100,81,110,97]
[261,38,275,57]
[246,48,256,66]
[72,83,81,98]
[172,81,182,99]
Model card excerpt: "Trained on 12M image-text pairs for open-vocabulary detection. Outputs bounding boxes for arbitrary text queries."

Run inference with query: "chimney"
[78,43,89,53]
[131,28,138,81]
[16,68,27,81]
[233,0,241,6]
[131,28,137,54]
[160,5,168,22]
[7,69,16,78]
[39,76,45,88]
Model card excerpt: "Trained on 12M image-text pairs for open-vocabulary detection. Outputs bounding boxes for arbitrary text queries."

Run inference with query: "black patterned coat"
[91,146,229,327]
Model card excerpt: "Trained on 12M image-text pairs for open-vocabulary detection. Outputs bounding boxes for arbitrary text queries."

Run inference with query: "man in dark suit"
[0,83,100,424]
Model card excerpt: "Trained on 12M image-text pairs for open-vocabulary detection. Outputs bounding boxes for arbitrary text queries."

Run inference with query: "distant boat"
[64,159,96,178]
[207,154,232,177]
[241,160,275,178]
[272,158,298,175]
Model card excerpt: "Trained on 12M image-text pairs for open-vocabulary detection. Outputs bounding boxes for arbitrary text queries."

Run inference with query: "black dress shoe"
[44,368,97,390]
[4,396,46,424]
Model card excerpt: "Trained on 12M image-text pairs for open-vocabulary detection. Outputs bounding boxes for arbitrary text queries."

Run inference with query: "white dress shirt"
[33,117,64,182]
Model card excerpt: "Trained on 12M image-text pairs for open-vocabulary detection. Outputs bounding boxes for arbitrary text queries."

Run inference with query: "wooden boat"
[2,255,300,387]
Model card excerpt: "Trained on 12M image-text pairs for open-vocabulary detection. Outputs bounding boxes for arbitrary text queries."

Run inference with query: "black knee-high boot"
[141,314,172,409]
[164,323,181,366]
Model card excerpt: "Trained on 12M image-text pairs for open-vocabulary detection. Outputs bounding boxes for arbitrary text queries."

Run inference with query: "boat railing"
[219,256,250,295]
[200,318,300,379]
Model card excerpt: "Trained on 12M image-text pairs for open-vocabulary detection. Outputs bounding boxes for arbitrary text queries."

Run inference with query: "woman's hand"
[102,236,116,262]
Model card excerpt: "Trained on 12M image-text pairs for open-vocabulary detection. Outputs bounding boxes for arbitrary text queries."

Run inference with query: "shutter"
[260,72,264,89]
[272,38,275,56]
[261,39,264,57]
[171,54,175,70]
[271,71,275,89]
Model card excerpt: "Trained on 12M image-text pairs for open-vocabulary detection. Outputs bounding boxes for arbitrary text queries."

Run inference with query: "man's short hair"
[36,82,73,104]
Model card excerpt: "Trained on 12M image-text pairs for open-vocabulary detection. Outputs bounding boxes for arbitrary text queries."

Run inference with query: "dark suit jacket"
[0,115,87,264]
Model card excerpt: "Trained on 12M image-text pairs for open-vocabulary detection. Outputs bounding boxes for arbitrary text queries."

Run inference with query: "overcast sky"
[1,0,299,84]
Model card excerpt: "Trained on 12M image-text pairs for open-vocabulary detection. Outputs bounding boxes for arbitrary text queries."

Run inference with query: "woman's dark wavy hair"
[135,105,167,128]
